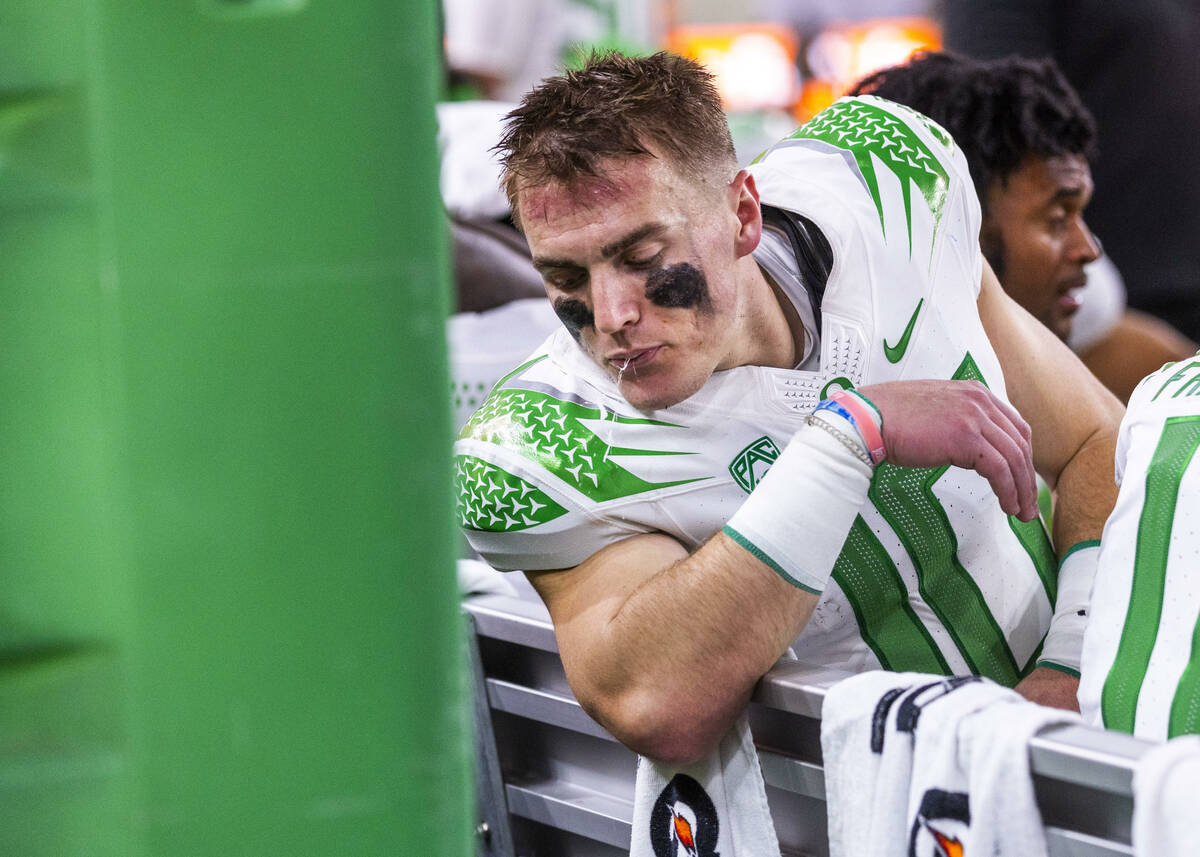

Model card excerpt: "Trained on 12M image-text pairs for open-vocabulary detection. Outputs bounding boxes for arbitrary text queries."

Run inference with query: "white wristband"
[1038,541,1100,675]
[723,415,874,593]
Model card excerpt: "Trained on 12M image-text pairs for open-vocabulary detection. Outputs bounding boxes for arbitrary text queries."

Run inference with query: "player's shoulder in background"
[1126,351,1200,412]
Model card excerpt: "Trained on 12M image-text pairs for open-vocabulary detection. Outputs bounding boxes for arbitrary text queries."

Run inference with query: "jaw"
[1046,310,1074,342]
[603,349,709,412]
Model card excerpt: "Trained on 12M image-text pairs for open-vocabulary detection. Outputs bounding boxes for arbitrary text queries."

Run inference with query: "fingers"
[972,419,1037,520]
[983,388,1038,521]
[951,383,1038,521]
[858,379,1039,521]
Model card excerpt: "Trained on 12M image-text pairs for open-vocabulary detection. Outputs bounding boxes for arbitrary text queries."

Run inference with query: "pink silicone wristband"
[831,390,886,465]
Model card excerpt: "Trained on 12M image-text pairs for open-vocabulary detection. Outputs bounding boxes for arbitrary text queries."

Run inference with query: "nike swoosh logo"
[883,298,924,363]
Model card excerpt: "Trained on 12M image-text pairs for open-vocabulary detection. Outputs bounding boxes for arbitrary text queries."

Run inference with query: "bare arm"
[1079,309,1197,403]
[978,257,1122,549]
[528,373,1036,763]
[527,531,818,766]
[978,258,1123,708]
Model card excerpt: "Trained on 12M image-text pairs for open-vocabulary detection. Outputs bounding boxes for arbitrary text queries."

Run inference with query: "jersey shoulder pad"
[453,348,704,568]
[754,95,972,250]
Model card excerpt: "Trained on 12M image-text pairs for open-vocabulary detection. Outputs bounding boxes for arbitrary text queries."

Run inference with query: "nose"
[590,271,642,335]
[1072,218,1102,264]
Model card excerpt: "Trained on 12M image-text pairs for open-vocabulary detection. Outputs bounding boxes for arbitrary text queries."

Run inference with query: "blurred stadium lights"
[666,23,800,111]
[804,17,940,116]
[666,16,940,121]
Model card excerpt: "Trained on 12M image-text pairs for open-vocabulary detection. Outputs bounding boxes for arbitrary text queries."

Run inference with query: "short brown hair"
[496,51,737,212]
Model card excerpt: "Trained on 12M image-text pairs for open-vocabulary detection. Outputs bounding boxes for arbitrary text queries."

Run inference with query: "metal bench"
[465,579,1151,857]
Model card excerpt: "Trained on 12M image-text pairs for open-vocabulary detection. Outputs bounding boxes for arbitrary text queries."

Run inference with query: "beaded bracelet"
[804,413,873,466]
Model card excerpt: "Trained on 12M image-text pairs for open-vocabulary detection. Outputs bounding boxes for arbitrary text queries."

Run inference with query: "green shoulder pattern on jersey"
[457,455,569,532]
[456,357,706,532]
[776,99,950,257]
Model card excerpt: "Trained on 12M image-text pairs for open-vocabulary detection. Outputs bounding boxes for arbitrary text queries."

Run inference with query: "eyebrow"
[1048,184,1090,205]
[600,223,667,259]
[532,223,667,272]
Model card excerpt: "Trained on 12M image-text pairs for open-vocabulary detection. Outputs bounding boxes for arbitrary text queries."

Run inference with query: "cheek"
[552,297,594,342]
[644,263,713,312]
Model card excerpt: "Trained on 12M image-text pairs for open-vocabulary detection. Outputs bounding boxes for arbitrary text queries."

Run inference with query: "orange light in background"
[798,17,941,121]
[665,23,800,111]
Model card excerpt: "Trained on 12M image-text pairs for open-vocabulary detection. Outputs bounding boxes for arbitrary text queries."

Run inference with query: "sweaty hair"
[850,51,1097,212]
[496,51,737,213]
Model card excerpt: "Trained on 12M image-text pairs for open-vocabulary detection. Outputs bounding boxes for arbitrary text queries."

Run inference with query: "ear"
[729,169,762,259]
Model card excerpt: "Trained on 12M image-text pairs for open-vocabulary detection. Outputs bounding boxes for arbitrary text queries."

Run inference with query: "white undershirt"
[753,224,822,372]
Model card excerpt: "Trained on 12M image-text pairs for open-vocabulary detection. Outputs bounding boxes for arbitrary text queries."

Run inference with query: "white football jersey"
[1079,354,1200,738]
[455,96,1057,683]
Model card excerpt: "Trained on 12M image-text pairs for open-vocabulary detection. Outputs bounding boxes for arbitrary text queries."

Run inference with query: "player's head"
[852,51,1102,341]
[497,51,738,215]
[495,52,770,411]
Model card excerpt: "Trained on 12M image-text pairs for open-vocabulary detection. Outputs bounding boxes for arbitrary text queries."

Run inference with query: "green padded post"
[0,2,469,855]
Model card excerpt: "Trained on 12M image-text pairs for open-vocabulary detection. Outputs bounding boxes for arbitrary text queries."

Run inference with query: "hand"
[1015,666,1080,712]
[857,380,1039,522]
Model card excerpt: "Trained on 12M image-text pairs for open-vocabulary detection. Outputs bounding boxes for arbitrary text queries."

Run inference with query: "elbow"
[584,685,739,766]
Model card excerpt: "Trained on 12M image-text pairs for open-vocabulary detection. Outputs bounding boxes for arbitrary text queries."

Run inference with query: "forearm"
[553,409,877,763]
[1035,367,1118,678]
[1036,369,1119,678]
[1049,421,1119,552]
[1020,412,1116,701]
[976,259,1121,547]
[588,534,819,761]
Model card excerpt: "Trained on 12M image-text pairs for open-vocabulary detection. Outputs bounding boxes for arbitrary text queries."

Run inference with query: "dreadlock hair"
[496,51,737,217]
[850,51,1097,213]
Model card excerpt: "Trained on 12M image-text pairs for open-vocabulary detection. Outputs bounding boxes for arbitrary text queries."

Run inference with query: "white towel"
[1132,734,1200,856]
[629,712,781,857]
[456,558,519,598]
[905,677,1013,857]
[958,696,1077,856]
[908,680,1077,857]
[823,671,1077,857]
[821,671,930,857]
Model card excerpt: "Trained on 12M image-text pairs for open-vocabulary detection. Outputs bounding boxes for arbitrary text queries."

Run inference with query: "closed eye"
[545,270,587,291]
[625,251,663,270]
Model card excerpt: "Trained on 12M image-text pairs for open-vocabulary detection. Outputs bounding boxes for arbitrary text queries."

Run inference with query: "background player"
[943,0,1200,344]
[850,51,1195,403]
[456,52,1121,763]
[1079,353,1200,739]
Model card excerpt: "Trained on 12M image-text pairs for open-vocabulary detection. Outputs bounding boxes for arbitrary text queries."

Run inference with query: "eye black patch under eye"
[645,263,711,311]
[552,298,594,341]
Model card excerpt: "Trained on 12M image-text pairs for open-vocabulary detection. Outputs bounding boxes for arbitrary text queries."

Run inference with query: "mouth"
[1056,274,1088,315]
[608,346,662,373]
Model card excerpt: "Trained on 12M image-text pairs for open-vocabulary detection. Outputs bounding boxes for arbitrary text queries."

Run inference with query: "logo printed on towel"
[651,774,720,857]
[907,788,969,857]
[871,677,981,753]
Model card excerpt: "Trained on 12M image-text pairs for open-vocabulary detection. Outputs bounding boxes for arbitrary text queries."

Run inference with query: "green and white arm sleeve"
[1039,541,1101,676]
[723,413,874,594]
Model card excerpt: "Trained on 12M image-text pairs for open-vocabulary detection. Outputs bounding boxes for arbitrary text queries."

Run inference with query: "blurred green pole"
[0,2,469,855]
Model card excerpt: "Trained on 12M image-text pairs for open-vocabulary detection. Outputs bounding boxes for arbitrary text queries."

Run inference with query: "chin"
[619,377,703,412]
[1038,309,1072,343]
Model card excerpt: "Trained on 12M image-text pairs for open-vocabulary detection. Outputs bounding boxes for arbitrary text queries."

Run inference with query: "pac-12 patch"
[729,436,781,494]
